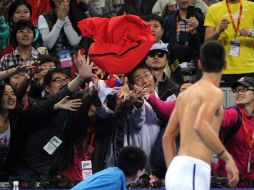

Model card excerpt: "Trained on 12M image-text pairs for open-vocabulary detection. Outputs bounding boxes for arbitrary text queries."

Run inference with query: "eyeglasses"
[17,30,33,34]
[232,87,254,93]
[148,51,167,58]
[134,73,153,83]
[51,77,69,84]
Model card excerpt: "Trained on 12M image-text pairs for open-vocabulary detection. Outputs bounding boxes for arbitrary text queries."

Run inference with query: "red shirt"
[213,106,254,186]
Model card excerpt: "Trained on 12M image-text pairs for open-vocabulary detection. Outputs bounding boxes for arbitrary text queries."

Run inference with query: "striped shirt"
[0,47,38,71]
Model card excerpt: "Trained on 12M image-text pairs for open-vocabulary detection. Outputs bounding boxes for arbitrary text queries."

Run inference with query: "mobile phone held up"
[186,5,195,19]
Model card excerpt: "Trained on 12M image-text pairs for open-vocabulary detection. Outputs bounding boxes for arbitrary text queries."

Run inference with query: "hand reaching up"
[54,96,82,111]
[74,50,96,80]
[113,77,131,102]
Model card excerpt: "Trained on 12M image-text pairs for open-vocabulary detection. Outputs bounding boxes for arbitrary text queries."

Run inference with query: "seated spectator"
[0,20,39,71]
[163,0,205,80]
[0,0,43,58]
[71,146,147,190]
[142,15,184,84]
[0,78,79,180]
[213,77,254,187]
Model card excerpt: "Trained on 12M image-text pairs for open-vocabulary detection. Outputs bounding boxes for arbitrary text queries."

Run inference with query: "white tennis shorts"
[165,156,211,190]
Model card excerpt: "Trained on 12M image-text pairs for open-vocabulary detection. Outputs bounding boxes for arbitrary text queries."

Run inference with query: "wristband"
[76,75,85,84]
[217,150,225,158]
[249,29,254,38]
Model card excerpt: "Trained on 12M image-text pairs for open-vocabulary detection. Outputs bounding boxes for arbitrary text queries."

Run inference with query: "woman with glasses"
[213,76,254,187]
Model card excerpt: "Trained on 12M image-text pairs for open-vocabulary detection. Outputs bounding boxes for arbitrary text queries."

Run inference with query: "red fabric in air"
[77,15,155,74]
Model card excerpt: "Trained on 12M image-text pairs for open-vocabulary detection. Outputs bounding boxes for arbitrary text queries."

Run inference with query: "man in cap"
[145,43,179,102]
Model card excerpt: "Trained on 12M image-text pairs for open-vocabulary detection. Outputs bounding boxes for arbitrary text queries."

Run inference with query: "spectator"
[163,0,205,81]
[38,0,82,56]
[28,0,51,26]
[0,20,39,71]
[145,43,179,101]
[71,146,147,190]
[0,78,79,180]
[0,0,43,58]
[213,76,254,187]
[102,63,161,171]
[204,0,254,86]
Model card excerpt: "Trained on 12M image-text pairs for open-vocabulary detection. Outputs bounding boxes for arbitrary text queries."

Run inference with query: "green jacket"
[0,16,10,50]
[0,16,42,50]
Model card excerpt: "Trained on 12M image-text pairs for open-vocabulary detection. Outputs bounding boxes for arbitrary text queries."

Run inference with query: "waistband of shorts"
[175,155,211,170]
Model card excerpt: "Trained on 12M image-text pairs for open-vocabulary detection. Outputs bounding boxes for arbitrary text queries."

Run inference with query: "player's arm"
[162,106,180,167]
[194,99,227,155]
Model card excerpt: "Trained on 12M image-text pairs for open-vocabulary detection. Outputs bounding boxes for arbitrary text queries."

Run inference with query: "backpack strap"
[223,105,242,144]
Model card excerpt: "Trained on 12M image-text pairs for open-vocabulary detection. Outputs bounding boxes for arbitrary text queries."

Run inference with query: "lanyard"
[225,0,243,37]
[242,117,254,150]
[176,15,190,34]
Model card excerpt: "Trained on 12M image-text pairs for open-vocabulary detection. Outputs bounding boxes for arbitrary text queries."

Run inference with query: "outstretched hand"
[74,50,96,80]
[54,96,82,111]
[113,77,130,102]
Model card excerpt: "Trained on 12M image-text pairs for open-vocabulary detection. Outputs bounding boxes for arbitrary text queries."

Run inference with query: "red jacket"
[78,15,155,74]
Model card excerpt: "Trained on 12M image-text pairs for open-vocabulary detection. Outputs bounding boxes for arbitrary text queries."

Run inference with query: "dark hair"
[11,19,35,47]
[200,41,225,73]
[0,82,16,111]
[7,0,32,23]
[117,146,147,177]
[43,68,66,86]
[142,14,164,29]
[127,62,152,84]
[37,55,60,68]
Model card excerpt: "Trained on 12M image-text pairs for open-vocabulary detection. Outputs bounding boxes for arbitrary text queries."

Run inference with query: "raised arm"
[194,96,239,187]
[147,93,175,119]
[162,105,180,167]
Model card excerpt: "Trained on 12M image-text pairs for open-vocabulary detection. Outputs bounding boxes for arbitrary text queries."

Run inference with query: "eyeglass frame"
[51,77,69,84]
[134,72,154,84]
[232,86,254,93]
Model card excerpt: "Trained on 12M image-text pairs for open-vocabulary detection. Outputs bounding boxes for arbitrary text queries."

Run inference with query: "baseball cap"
[149,43,169,53]
[231,77,254,89]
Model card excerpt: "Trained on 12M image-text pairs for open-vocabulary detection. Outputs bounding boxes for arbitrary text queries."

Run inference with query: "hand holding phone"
[186,5,195,19]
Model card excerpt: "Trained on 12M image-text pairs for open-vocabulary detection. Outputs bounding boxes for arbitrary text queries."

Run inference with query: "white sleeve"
[63,16,82,46]
[38,15,64,49]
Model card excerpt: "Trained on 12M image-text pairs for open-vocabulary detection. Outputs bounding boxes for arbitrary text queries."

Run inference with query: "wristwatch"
[249,29,254,37]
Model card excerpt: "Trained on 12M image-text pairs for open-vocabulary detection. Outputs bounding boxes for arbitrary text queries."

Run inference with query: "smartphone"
[186,5,195,19]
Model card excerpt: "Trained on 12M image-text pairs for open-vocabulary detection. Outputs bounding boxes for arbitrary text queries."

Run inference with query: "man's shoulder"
[208,1,225,10]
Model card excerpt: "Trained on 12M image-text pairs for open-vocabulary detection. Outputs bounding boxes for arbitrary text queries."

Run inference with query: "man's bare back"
[162,41,239,189]
[176,80,224,164]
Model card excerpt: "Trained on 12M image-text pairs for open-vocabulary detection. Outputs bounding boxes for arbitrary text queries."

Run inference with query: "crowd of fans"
[0,0,254,188]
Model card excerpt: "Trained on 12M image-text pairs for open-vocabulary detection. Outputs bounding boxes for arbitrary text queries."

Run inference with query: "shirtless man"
[162,41,239,190]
